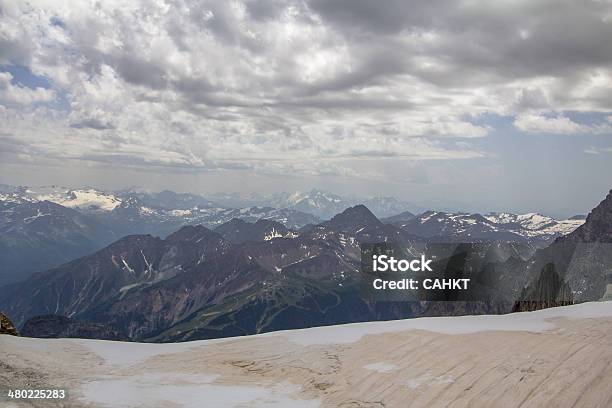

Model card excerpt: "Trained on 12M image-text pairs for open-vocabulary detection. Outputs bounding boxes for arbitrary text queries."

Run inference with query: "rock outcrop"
[0,312,19,335]
[514,189,612,311]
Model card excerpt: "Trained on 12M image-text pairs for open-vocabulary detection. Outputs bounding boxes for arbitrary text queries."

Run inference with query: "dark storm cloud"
[245,0,286,21]
[308,0,612,86]
[112,54,169,89]
[308,0,449,34]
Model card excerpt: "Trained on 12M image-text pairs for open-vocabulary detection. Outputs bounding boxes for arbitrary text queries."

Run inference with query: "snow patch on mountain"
[264,228,284,241]
[484,212,584,237]
[29,188,122,212]
[403,210,584,244]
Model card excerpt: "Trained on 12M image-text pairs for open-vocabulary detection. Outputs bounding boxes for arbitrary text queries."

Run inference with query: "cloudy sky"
[1,0,611,216]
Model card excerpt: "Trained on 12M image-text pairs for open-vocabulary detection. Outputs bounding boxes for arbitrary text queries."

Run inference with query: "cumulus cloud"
[514,113,612,135]
[0,0,611,180]
[0,72,55,106]
[514,114,588,134]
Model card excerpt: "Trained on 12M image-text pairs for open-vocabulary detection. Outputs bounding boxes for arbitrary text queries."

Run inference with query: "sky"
[1,0,611,217]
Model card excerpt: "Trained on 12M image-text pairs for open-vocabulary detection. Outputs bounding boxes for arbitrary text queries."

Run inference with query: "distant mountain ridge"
[6,186,320,228]
[3,184,581,229]
[202,188,424,219]
[0,187,320,284]
[393,210,583,246]
[268,189,424,219]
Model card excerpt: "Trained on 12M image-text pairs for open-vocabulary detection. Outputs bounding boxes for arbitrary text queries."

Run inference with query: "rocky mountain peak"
[381,210,416,225]
[325,204,383,233]
[115,195,143,209]
[166,224,215,243]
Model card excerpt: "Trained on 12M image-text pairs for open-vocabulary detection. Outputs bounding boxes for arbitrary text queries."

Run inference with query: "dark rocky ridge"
[215,218,290,244]
[325,204,383,231]
[0,226,230,328]
[559,190,612,243]
[514,190,612,311]
[21,315,127,340]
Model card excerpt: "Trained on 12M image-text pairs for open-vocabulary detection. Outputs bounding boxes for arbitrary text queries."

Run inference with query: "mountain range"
[1,185,584,287]
[388,211,584,246]
[1,188,608,342]
[0,186,320,285]
[206,189,425,219]
[2,185,422,219]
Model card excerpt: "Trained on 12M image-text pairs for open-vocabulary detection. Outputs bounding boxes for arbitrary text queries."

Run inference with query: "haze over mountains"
[1,185,423,219]
[1,184,608,343]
